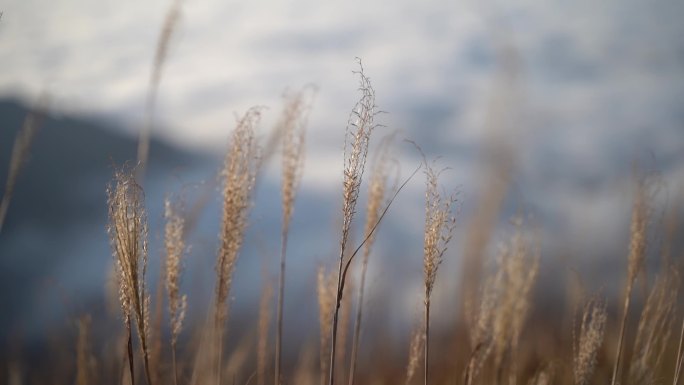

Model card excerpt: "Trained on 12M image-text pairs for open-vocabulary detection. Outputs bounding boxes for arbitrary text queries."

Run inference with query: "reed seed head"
[422,161,457,301]
[280,89,312,232]
[164,196,187,346]
[574,296,607,385]
[341,59,380,255]
[215,108,262,323]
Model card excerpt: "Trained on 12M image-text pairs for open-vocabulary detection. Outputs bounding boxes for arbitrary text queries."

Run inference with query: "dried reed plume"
[276,88,312,385]
[491,221,539,378]
[0,99,45,234]
[405,322,425,385]
[137,0,182,183]
[164,197,187,385]
[629,267,678,384]
[329,59,380,385]
[611,173,653,385]
[107,167,153,385]
[465,219,539,385]
[348,133,397,385]
[258,280,274,385]
[573,296,607,385]
[422,159,457,385]
[460,148,511,329]
[214,108,262,385]
[318,266,337,385]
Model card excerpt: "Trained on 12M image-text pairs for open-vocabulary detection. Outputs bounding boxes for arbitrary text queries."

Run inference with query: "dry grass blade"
[107,166,153,385]
[164,196,187,385]
[276,88,313,385]
[214,107,262,385]
[137,0,182,183]
[0,99,45,234]
[573,296,607,385]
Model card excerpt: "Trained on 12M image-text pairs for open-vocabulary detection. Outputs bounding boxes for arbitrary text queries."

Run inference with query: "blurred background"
[0,0,683,366]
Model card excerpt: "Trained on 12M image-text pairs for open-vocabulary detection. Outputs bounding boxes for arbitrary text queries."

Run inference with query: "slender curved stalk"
[329,166,419,385]
[275,232,288,385]
[424,298,431,385]
[611,289,632,385]
[347,258,368,385]
[673,316,684,385]
[127,322,136,385]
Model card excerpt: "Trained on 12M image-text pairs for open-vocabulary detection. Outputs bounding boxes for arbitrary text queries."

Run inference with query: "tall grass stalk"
[214,109,262,385]
[674,316,684,385]
[318,267,337,385]
[275,89,310,385]
[629,267,678,384]
[107,167,153,385]
[348,133,396,385]
[421,159,457,385]
[259,281,274,385]
[464,218,538,385]
[611,174,651,385]
[0,100,45,234]
[328,60,379,385]
[75,315,95,385]
[137,0,181,183]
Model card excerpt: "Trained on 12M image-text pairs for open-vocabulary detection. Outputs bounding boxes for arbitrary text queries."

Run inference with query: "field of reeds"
[2,56,683,385]
[1,5,683,384]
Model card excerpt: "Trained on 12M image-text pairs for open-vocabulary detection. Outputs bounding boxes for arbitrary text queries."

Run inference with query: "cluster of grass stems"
[1,12,683,382]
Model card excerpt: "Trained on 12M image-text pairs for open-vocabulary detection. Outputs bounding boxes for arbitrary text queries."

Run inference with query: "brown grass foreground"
[2,61,684,385]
